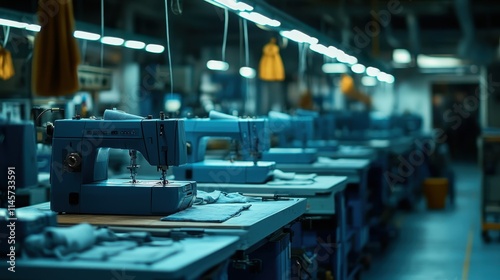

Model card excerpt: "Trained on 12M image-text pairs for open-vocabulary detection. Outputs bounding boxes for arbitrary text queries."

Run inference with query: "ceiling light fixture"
[74,30,101,41]
[239,12,280,27]
[207,60,229,71]
[322,63,347,74]
[393,49,411,64]
[206,0,253,11]
[417,55,463,68]
[101,36,124,46]
[0,18,27,29]
[124,40,146,49]
[239,66,256,78]
[145,44,165,53]
[366,66,380,77]
[25,24,41,32]
[309,43,329,55]
[351,64,366,74]
[280,29,318,44]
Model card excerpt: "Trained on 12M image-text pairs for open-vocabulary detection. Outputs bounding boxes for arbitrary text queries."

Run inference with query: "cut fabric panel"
[161,204,252,223]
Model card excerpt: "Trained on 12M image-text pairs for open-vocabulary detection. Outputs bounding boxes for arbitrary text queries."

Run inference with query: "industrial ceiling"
[2,0,500,67]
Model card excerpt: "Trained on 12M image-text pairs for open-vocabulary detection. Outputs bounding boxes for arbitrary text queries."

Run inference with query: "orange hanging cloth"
[32,0,81,96]
[259,38,285,81]
[340,74,372,108]
[0,45,15,80]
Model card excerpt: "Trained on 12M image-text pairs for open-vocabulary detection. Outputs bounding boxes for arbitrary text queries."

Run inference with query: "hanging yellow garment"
[32,0,81,96]
[340,74,372,108]
[259,38,285,81]
[0,46,15,80]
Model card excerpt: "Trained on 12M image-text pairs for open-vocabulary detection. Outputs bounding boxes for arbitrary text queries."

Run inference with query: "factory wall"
[395,72,481,133]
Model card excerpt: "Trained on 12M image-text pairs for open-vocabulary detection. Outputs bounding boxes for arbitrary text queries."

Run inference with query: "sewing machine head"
[173,111,275,184]
[50,109,195,215]
[268,111,315,148]
[184,111,271,163]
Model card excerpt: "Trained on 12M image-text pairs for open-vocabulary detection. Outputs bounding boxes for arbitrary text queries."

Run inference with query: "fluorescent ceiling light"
[366,67,380,77]
[0,18,28,29]
[280,29,318,44]
[345,55,358,65]
[74,30,101,41]
[145,44,165,53]
[207,60,229,71]
[124,40,146,49]
[336,52,358,65]
[239,12,280,27]
[165,99,181,112]
[417,55,463,68]
[322,63,347,74]
[309,43,329,55]
[361,76,377,86]
[351,64,366,74]
[335,50,346,62]
[239,66,256,78]
[235,1,253,11]
[376,72,395,83]
[101,36,124,46]
[393,49,411,63]
[325,46,341,58]
[25,24,41,32]
[212,0,253,11]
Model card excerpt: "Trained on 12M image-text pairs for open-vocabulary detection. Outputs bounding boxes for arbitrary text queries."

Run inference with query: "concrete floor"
[362,162,500,280]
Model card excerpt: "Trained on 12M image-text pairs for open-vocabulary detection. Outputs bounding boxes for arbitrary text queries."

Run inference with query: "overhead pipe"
[455,0,494,64]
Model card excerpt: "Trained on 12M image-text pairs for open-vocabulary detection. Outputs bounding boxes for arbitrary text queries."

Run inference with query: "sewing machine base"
[262,148,317,164]
[173,160,275,184]
[51,179,196,215]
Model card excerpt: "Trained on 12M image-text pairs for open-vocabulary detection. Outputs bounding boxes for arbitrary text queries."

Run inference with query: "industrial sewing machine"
[295,109,339,152]
[172,111,275,183]
[50,109,196,215]
[261,111,318,164]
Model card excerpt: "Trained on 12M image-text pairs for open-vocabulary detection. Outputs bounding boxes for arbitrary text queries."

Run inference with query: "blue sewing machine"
[50,109,196,215]
[172,111,275,184]
[295,109,339,152]
[261,111,318,164]
[0,117,38,192]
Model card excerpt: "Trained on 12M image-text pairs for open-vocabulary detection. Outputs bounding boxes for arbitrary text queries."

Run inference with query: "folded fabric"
[24,223,97,259]
[194,190,261,205]
[273,169,317,181]
[76,241,137,261]
[109,244,183,264]
[161,204,252,223]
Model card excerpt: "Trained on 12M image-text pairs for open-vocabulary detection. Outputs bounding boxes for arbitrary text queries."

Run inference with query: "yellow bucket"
[423,178,448,209]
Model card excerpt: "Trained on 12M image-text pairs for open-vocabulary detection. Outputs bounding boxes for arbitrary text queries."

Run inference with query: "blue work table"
[197,175,348,280]
[20,199,306,279]
[197,175,347,215]
[273,158,371,280]
[25,199,306,251]
[0,234,240,280]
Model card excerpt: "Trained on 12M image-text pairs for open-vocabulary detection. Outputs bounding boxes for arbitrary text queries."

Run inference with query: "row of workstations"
[1,110,427,280]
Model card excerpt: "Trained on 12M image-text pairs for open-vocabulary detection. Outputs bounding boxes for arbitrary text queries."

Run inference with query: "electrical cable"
[165,0,174,95]
[100,0,104,69]
[222,9,228,62]
[243,19,249,67]
[3,26,10,47]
